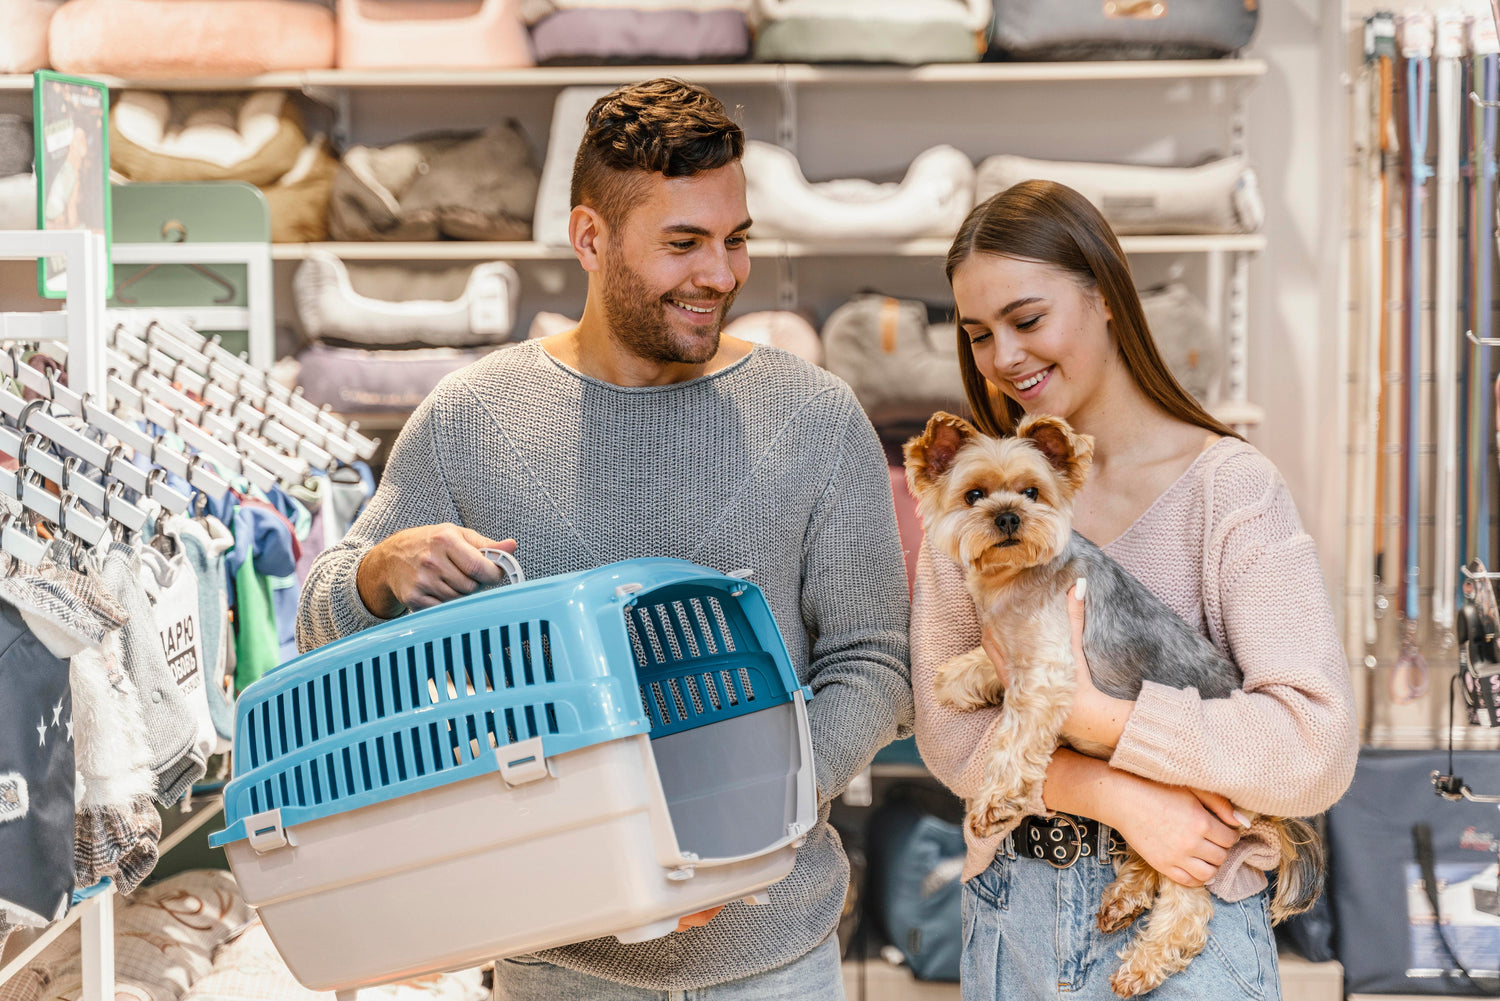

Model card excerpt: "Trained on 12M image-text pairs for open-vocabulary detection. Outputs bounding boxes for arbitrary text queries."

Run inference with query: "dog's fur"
[904,411,1323,998]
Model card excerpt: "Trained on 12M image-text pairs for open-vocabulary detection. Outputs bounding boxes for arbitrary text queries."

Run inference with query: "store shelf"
[0,59,1267,92]
[270,233,1266,262]
[0,889,112,987]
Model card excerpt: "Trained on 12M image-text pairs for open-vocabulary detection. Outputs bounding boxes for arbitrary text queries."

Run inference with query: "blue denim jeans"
[493,933,845,1001]
[961,850,1283,1000]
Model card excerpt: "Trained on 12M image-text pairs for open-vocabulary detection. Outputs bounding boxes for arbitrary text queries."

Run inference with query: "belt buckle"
[1026,815,1085,869]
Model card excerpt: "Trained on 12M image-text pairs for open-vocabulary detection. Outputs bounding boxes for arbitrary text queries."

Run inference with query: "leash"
[1434,11,1465,635]
[1469,26,1499,598]
[1394,12,1434,704]
[1375,13,1399,650]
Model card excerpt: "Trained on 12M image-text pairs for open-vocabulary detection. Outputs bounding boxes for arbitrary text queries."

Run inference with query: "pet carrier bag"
[989,0,1258,61]
[211,557,817,995]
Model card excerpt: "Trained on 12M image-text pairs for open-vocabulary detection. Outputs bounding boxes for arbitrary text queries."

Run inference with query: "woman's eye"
[1022,487,1039,501]
[1016,315,1042,332]
[967,330,992,345]
[964,489,985,506]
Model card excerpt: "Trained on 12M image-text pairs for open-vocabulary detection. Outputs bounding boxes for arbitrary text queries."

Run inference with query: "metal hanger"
[113,261,238,305]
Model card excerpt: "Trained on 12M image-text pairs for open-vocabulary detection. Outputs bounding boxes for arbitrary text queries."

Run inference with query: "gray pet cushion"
[821,293,966,437]
[0,115,33,178]
[292,250,521,348]
[328,123,540,242]
[294,342,495,413]
[990,0,1257,60]
[530,8,749,64]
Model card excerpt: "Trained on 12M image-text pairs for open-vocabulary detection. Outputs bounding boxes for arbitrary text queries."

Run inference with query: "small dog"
[904,411,1322,998]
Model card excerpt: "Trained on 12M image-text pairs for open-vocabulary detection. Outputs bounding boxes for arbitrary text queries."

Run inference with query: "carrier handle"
[480,547,525,586]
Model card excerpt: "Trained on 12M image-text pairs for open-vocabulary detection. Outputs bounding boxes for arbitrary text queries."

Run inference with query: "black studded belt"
[1011,813,1129,869]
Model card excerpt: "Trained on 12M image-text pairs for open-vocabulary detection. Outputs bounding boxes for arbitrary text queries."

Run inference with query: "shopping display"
[335,0,533,70]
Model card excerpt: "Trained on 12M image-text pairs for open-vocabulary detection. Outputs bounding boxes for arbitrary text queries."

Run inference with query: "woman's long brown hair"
[945,179,1242,442]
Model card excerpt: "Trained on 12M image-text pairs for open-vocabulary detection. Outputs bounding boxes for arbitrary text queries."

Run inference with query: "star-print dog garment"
[0,598,75,926]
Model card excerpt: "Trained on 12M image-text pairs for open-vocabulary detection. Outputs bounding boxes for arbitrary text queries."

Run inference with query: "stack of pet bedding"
[987,0,1259,61]
[48,0,335,77]
[743,140,975,242]
[109,91,337,243]
[749,0,991,64]
[523,0,750,65]
[975,153,1264,235]
[0,870,488,1001]
[288,251,522,415]
[335,0,533,70]
[328,124,541,242]
[0,114,35,231]
[0,0,62,74]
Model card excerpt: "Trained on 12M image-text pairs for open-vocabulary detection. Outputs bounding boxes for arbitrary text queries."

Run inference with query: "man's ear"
[1015,413,1094,491]
[569,204,607,273]
[904,412,977,495]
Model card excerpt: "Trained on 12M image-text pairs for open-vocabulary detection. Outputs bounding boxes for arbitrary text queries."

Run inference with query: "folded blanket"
[0,0,61,74]
[0,115,33,179]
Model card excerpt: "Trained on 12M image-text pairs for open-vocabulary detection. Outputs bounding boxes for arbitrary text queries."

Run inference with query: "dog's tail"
[1268,817,1324,924]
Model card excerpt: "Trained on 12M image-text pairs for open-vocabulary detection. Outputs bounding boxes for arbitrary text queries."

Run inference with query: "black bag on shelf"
[1328,748,1500,995]
[990,0,1258,61]
[865,784,965,982]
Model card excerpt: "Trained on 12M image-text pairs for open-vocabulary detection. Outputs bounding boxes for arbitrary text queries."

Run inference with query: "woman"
[912,180,1357,999]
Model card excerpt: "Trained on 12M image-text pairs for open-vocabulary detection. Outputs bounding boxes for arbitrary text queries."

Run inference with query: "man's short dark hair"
[570,78,744,228]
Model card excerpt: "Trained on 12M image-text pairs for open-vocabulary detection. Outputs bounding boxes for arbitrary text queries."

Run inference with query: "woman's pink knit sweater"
[911,437,1359,899]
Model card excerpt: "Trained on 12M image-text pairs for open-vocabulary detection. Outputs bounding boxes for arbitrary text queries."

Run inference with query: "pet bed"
[292,343,496,414]
[528,8,749,64]
[0,115,33,179]
[263,134,338,244]
[989,0,1258,61]
[0,174,36,231]
[335,0,533,70]
[0,0,61,74]
[293,251,521,348]
[1139,281,1221,404]
[749,0,991,64]
[328,124,541,242]
[723,310,822,366]
[532,86,613,247]
[110,92,307,187]
[821,293,966,437]
[975,153,1263,235]
[744,140,975,242]
[49,0,335,77]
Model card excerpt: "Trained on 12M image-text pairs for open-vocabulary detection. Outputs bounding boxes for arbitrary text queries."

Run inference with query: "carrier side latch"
[246,809,290,854]
[496,736,553,787]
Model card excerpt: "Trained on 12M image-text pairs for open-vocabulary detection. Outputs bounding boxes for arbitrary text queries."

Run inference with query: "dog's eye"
[964,489,985,506]
[1022,487,1040,501]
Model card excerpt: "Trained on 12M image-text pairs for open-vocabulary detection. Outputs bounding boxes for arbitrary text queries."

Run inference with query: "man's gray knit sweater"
[297,340,914,991]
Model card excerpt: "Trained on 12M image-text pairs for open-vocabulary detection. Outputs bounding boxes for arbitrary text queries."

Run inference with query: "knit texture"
[298,340,914,991]
[912,438,1358,889]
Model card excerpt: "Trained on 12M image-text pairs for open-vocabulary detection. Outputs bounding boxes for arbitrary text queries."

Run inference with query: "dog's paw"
[966,798,1024,841]
[1109,961,1168,999]
[930,657,1002,711]
[1096,895,1147,934]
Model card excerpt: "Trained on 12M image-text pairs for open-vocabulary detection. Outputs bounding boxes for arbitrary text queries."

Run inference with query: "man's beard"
[600,256,738,365]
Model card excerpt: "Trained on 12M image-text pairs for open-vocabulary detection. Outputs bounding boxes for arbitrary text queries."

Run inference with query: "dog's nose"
[995,511,1020,535]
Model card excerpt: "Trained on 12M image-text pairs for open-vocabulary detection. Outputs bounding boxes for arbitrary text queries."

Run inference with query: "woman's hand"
[1108,774,1248,887]
[980,579,1133,750]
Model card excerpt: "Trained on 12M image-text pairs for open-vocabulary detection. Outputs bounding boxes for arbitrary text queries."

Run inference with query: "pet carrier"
[210,557,816,995]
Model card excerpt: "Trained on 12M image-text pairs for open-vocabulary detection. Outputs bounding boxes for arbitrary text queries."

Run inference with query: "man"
[297,78,912,998]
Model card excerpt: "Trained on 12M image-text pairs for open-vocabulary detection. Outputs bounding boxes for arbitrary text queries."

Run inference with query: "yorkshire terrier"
[904,411,1322,998]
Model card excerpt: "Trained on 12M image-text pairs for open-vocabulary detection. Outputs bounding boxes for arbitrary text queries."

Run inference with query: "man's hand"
[675,906,724,932]
[356,524,518,618]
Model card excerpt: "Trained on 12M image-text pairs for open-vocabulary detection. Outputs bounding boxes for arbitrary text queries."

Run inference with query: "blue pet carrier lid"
[212,558,810,848]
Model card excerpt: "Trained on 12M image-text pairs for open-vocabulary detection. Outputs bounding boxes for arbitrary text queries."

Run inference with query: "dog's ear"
[1016,413,1094,491]
[904,412,977,493]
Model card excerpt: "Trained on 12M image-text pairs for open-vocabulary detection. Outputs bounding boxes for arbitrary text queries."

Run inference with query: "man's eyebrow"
[661,219,754,237]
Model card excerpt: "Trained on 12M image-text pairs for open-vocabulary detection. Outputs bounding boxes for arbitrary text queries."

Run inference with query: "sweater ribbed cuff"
[1109,680,1198,783]
[335,551,398,638]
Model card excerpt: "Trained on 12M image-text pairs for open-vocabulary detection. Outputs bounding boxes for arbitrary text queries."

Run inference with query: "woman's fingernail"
[1074,578,1087,601]
[1233,811,1252,828]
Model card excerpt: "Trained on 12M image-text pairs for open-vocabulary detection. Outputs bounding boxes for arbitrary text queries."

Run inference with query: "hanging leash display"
[1394,11,1434,705]
[1435,10,1466,637]
[1468,20,1500,598]
[1375,12,1400,648]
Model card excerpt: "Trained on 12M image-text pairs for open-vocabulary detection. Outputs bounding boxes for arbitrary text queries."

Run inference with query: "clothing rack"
[0,221,375,1001]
